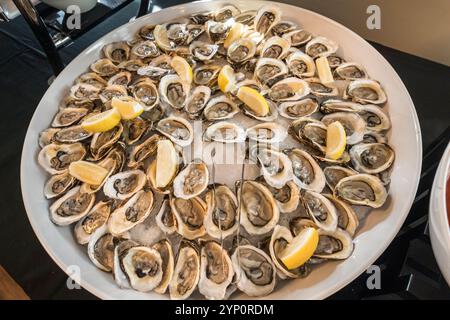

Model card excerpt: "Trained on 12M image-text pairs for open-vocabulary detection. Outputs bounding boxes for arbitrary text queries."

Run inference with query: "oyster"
[203,95,240,121]
[254,4,281,35]
[155,197,177,234]
[205,20,230,44]
[350,143,395,174]
[169,241,200,300]
[214,4,240,21]
[282,29,312,46]
[103,42,130,63]
[278,98,319,119]
[156,116,193,147]
[323,194,359,237]
[80,157,117,194]
[53,125,92,143]
[127,134,162,169]
[52,107,89,127]
[108,71,132,87]
[305,36,338,58]
[122,246,163,292]
[198,241,234,300]
[302,190,338,232]
[76,72,107,89]
[70,83,100,101]
[193,64,221,86]
[173,161,209,199]
[103,170,147,200]
[257,148,293,189]
[322,112,366,145]
[44,171,76,199]
[137,65,171,81]
[123,117,149,145]
[74,201,111,244]
[319,99,360,114]
[152,239,175,294]
[238,180,279,235]
[118,59,145,72]
[246,122,287,144]
[268,77,310,101]
[90,123,123,160]
[131,79,159,110]
[189,41,219,61]
[113,239,138,288]
[50,186,95,226]
[305,77,339,97]
[323,165,357,192]
[170,196,207,239]
[38,143,86,174]
[327,54,345,68]
[108,189,154,235]
[99,85,128,103]
[335,62,367,80]
[253,57,288,84]
[159,75,189,110]
[289,117,327,152]
[186,24,205,44]
[314,228,354,260]
[362,131,387,144]
[38,128,59,148]
[131,40,160,58]
[235,10,257,25]
[90,58,119,76]
[260,36,291,59]
[286,51,316,78]
[243,99,279,122]
[258,179,300,213]
[203,121,246,143]
[334,174,388,208]
[204,184,239,239]
[232,245,276,297]
[272,20,297,36]
[87,226,117,272]
[344,79,387,105]
[227,38,257,64]
[356,104,391,132]
[185,85,211,119]
[285,148,326,192]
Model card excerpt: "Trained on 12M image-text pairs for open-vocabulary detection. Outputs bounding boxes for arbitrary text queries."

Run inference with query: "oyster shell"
[205,20,230,44]
[268,77,310,101]
[53,125,92,143]
[99,84,128,103]
[52,107,89,127]
[108,189,154,235]
[231,245,276,297]
[314,228,354,260]
[159,75,189,110]
[246,122,287,144]
[286,50,316,78]
[285,148,326,192]
[38,128,59,148]
[305,77,338,97]
[305,36,338,58]
[103,170,147,200]
[131,40,160,58]
[171,196,207,239]
[334,62,367,80]
[254,4,281,35]
[289,117,327,152]
[350,143,395,174]
[70,83,101,101]
[74,201,111,244]
[334,174,388,208]
[323,165,357,192]
[173,161,209,199]
[282,29,312,46]
[90,58,119,77]
[90,123,123,160]
[272,20,297,36]
[193,64,221,86]
[227,38,257,64]
[156,115,193,147]
[258,178,300,213]
[257,148,293,189]
[203,121,246,143]
[238,180,279,235]
[169,241,200,300]
[344,79,387,105]
[155,197,177,234]
[278,98,319,119]
[38,143,86,174]
[76,72,107,89]
[198,240,234,300]
[152,239,175,294]
[204,184,239,239]
[87,225,117,272]
[253,57,288,84]
[123,117,149,145]
[356,104,391,132]
[108,71,132,87]
[50,186,95,226]
[203,95,240,121]
[127,134,162,169]
[44,171,76,199]
[103,42,130,63]
[301,190,338,232]
[189,41,219,61]
[185,85,211,119]
[323,194,359,237]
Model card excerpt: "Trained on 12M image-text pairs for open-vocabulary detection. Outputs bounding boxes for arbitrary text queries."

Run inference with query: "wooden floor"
[0,265,29,300]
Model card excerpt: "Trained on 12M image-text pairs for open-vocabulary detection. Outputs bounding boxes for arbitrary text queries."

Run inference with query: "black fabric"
[0,0,448,299]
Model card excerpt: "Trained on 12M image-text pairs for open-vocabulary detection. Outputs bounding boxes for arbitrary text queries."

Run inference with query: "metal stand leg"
[136,0,153,18]
[12,0,64,75]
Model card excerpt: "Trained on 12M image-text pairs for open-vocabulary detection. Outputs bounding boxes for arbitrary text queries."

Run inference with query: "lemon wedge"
[154,24,172,51]
[325,121,347,160]
[218,65,236,93]
[81,108,121,133]
[69,160,109,185]
[236,86,269,116]
[316,56,334,84]
[111,97,144,120]
[279,227,319,270]
[171,55,193,84]
[155,140,178,188]
[224,22,244,48]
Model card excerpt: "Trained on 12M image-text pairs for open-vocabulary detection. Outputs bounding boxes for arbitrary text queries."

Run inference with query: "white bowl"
[429,142,450,286]
[20,0,422,299]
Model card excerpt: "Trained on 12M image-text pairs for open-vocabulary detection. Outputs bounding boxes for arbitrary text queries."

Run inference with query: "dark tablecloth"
[0,0,448,299]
